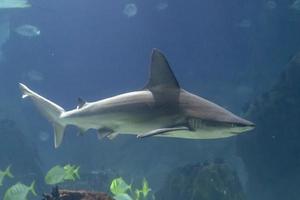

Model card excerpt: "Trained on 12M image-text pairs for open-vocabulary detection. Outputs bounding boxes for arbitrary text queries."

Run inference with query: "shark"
[19,49,254,148]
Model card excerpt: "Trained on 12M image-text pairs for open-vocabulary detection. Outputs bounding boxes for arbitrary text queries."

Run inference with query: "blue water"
[1,0,300,199]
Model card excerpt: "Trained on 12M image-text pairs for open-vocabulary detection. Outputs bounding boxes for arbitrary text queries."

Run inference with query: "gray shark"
[19,49,254,148]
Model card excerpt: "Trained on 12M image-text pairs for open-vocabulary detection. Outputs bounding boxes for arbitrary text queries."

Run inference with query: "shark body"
[19,49,254,148]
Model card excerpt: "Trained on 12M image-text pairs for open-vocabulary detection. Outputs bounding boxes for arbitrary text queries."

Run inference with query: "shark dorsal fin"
[144,49,180,91]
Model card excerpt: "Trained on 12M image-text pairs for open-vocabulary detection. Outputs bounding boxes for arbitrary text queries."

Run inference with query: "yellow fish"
[4,181,36,200]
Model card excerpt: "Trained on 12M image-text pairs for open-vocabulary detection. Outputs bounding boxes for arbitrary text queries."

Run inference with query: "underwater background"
[1,0,300,199]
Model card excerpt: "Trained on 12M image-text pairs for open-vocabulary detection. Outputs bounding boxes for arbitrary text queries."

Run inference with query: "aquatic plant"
[110,177,153,200]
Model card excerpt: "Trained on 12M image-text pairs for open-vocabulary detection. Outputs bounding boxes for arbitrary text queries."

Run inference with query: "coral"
[156,162,245,200]
[237,52,300,200]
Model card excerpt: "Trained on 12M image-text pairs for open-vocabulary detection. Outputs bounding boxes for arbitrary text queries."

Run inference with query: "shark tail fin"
[5,165,13,178]
[74,166,80,179]
[19,83,67,148]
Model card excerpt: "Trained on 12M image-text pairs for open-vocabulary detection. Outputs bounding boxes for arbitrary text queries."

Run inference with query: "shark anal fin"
[137,126,189,138]
[53,122,65,148]
[97,127,114,140]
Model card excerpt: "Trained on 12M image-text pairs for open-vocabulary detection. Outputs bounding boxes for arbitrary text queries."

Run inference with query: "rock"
[156,162,246,200]
[59,190,113,200]
[42,186,113,200]
[237,52,300,200]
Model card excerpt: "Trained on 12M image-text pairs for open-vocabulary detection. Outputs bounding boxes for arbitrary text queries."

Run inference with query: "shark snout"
[235,118,255,127]
[229,117,255,133]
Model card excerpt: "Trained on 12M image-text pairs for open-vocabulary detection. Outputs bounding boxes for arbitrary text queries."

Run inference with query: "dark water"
[0,0,300,199]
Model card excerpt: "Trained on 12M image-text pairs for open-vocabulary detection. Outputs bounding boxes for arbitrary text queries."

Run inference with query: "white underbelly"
[121,127,236,139]
[67,113,235,139]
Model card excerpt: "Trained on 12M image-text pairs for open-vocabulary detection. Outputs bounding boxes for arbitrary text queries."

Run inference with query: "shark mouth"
[187,118,255,130]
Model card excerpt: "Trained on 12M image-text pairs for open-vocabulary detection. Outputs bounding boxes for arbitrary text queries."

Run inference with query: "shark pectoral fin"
[137,126,189,138]
[97,127,114,140]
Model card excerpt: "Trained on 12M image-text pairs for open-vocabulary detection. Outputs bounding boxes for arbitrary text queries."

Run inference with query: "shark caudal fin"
[19,83,66,148]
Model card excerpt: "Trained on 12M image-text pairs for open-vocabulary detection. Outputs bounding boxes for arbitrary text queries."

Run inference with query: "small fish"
[141,178,151,198]
[0,166,13,186]
[114,193,133,200]
[45,165,66,185]
[110,177,131,195]
[15,25,40,37]
[0,0,31,9]
[39,131,50,141]
[0,16,10,45]
[265,0,277,10]
[123,3,138,18]
[26,70,44,82]
[45,164,80,185]
[290,0,300,11]
[4,181,36,200]
[236,19,252,28]
[0,15,10,62]
[156,2,168,11]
